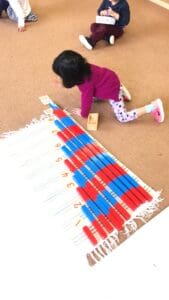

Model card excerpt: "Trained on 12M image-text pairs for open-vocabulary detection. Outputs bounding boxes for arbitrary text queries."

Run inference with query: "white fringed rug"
[0,116,168,299]
[0,114,163,256]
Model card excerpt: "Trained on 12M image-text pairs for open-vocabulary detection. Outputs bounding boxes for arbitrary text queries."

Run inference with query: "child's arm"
[80,88,95,118]
[108,5,130,27]
[97,0,108,16]
[107,8,119,20]
[8,0,26,31]
[76,84,94,118]
[118,6,130,26]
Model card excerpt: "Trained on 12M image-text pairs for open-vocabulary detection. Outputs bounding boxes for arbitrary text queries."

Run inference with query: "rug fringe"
[86,191,162,266]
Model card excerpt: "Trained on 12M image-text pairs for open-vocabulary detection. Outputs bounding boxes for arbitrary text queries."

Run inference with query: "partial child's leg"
[120,85,132,101]
[109,98,164,123]
[79,23,108,50]
[109,99,137,122]
[89,23,108,44]
[105,25,124,45]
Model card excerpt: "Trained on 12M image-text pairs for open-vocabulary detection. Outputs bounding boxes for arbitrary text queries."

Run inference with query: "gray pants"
[7,5,18,22]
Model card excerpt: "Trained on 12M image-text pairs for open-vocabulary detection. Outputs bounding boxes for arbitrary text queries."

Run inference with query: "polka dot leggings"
[109,88,138,123]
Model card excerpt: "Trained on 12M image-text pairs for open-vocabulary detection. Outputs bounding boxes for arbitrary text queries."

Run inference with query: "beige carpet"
[0,0,168,210]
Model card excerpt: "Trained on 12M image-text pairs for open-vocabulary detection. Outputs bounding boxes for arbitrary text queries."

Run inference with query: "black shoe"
[105,35,115,45]
[79,35,93,50]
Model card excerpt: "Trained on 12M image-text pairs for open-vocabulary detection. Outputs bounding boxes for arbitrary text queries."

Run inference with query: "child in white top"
[7,0,37,32]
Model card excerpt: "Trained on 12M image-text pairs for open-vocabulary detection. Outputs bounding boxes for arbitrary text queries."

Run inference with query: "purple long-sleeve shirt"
[77,64,121,118]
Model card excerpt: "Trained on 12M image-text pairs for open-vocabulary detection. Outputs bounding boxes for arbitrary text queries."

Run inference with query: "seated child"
[79,0,130,50]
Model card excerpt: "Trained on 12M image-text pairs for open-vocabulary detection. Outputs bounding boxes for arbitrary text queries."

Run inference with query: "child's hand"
[18,26,26,32]
[71,108,81,116]
[107,8,119,20]
[100,10,108,16]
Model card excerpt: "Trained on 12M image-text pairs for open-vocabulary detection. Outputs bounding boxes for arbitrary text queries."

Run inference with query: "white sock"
[145,103,156,113]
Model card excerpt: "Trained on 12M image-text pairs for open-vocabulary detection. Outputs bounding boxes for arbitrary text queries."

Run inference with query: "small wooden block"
[39,95,53,105]
[87,113,99,131]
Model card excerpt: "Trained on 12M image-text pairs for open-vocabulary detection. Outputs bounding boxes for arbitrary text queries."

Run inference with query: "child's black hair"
[52,50,91,88]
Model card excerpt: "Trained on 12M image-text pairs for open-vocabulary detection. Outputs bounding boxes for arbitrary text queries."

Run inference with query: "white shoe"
[109,35,115,45]
[79,35,93,50]
[120,84,132,101]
